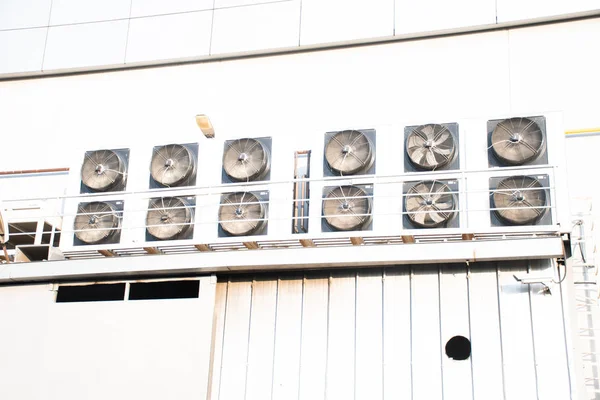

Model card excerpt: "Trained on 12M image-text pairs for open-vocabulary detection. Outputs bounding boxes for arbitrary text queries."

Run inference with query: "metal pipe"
[0,168,69,176]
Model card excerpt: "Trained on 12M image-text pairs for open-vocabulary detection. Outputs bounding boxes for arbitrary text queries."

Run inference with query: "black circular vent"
[223,138,270,182]
[324,130,374,175]
[406,124,456,170]
[74,202,120,244]
[150,144,196,187]
[405,181,456,228]
[322,185,372,231]
[492,176,547,225]
[146,197,193,240]
[219,192,266,236]
[81,150,125,192]
[491,117,545,165]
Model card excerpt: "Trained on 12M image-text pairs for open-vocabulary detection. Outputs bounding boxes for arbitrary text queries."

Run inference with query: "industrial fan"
[404,181,456,228]
[150,144,197,187]
[81,149,127,192]
[491,176,548,225]
[490,117,546,166]
[73,201,121,245]
[322,185,372,231]
[324,130,375,175]
[146,197,193,240]
[218,192,267,236]
[222,138,271,182]
[406,124,457,170]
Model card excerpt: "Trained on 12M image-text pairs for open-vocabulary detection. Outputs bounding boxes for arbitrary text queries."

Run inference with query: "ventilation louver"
[405,123,458,171]
[150,144,197,188]
[491,175,549,226]
[146,197,194,241]
[488,116,547,166]
[404,180,457,228]
[222,138,271,183]
[218,192,267,236]
[81,149,129,193]
[322,185,372,231]
[74,201,122,245]
[324,130,375,176]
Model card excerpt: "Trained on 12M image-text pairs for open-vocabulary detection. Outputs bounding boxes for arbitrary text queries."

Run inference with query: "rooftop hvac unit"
[489,175,551,226]
[218,191,268,237]
[222,138,271,183]
[488,116,547,167]
[404,123,459,172]
[80,149,129,193]
[73,201,123,245]
[403,180,458,229]
[149,143,198,188]
[323,129,375,176]
[146,196,195,241]
[322,185,373,232]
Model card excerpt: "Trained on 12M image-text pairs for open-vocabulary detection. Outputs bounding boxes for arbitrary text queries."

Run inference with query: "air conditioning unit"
[489,175,551,226]
[145,196,195,241]
[323,129,376,176]
[404,123,459,172]
[321,184,373,232]
[80,149,130,193]
[149,143,198,188]
[73,201,123,245]
[218,191,269,237]
[487,116,547,167]
[222,138,272,183]
[403,180,459,229]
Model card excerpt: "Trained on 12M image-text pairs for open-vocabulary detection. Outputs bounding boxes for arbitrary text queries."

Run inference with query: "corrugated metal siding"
[208,261,573,400]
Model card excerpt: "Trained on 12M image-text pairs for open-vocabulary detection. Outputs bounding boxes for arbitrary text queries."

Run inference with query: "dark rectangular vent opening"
[57,283,126,303]
[129,280,199,300]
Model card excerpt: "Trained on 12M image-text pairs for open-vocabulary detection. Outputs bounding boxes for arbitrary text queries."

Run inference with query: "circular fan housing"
[325,130,374,175]
[223,139,270,182]
[81,150,125,192]
[150,144,196,187]
[146,197,193,240]
[74,202,120,244]
[491,117,545,165]
[406,124,456,170]
[322,185,372,231]
[405,181,456,228]
[219,192,266,236]
[492,176,547,225]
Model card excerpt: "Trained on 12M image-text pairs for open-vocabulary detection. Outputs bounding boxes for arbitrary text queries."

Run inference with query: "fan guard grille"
[491,117,545,165]
[323,185,372,231]
[146,197,192,240]
[74,202,120,244]
[219,192,266,236]
[223,138,270,182]
[492,176,547,225]
[325,130,374,175]
[151,144,196,187]
[81,150,125,192]
[406,124,456,170]
[405,181,456,228]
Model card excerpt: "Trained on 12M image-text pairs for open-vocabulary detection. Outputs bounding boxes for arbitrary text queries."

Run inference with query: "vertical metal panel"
[245,278,278,400]
[411,265,443,399]
[497,260,538,399]
[218,279,252,400]
[208,281,228,400]
[272,276,303,400]
[528,259,571,399]
[298,274,329,400]
[440,264,473,400]
[383,267,412,399]
[468,262,504,400]
[325,272,356,399]
[355,269,383,400]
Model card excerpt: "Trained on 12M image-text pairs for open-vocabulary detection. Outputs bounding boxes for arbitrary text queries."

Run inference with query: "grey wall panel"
[211,1,300,54]
[395,0,496,34]
[497,260,538,399]
[49,0,131,26]
[0,28,46,74]
[300,0,393,45]
[468,263,505,400]
[0,0,52,30]
[130,0,213,17]
[497,0,599,22]
[125,12,212,63]
[207,282,228,400]
[43,20,128,70]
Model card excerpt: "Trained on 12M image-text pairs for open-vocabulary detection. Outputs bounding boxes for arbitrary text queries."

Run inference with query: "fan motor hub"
[341,202,352,211]
[95,164,105,174]
[234,207,245,218]
[238,153,249,162]
[424,140,434,149]
[160,214,170,222]
[341,145,353,155]
[88,215,98,225]
[164,158,175,168]
[514,191,525,201]
[424,198,434,206]
[509,133,522,143]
